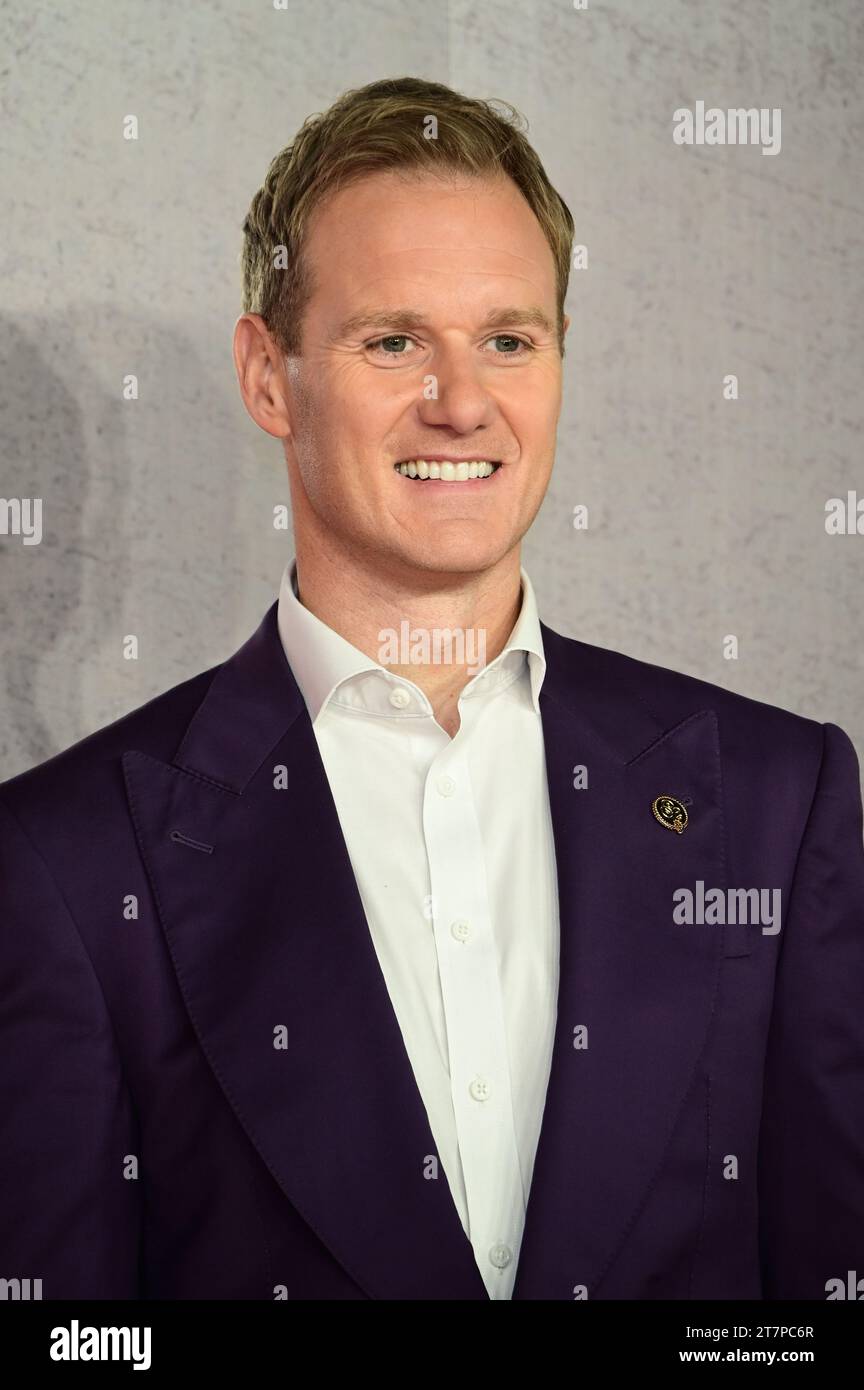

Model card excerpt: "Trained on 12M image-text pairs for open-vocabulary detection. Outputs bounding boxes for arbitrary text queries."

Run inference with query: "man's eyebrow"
[334,306,557,338]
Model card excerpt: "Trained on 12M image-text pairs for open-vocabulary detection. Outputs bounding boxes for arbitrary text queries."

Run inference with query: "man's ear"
[232,312,293,440]
[563,312,571,337]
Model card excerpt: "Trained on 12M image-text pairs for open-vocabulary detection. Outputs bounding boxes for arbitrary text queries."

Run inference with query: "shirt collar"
[277,558,547,725]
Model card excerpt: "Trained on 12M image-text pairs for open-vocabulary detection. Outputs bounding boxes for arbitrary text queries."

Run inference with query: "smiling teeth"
[396,460,498,480]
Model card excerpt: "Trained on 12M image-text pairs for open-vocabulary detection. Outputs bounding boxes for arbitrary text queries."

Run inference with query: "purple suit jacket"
[1,602,863,1300]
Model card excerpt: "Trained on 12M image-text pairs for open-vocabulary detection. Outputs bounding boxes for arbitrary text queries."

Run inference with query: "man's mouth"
[393,459,502,482]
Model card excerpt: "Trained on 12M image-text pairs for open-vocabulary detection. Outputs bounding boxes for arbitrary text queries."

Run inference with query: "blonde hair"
[241,76,574,354]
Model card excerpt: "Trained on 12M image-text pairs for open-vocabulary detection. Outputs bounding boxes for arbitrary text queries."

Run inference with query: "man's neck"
[292,541,523,737]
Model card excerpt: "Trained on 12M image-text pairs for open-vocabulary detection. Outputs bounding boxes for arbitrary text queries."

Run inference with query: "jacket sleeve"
[757,721,864,1299]
[0,797,141,1298]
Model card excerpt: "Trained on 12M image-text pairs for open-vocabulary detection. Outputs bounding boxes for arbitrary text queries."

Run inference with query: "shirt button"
[469,1077,491,1102]
[450,919,470,943]
[489,1243,512,1269]
[436,774,457,797]
[388,686,411,709]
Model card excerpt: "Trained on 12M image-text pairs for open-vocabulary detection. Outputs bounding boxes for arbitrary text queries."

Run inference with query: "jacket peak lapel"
[123,603,487,1300]
[513,626,728,1297]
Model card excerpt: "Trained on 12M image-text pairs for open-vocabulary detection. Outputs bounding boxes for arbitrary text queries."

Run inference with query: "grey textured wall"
[1,0,861,780]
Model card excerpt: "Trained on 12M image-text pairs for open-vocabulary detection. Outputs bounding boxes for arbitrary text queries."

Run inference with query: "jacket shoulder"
[541,623,829,767]
[0,660,221,822]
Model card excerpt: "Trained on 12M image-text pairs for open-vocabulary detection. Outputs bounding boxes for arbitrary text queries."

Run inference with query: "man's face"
[282,168,567,581]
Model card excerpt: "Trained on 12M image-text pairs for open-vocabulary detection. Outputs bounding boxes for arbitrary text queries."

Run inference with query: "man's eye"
[486,334,533,355]
[367,335,416,355]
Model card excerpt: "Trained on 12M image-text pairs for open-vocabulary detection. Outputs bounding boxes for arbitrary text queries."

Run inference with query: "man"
[1,76,862,1302]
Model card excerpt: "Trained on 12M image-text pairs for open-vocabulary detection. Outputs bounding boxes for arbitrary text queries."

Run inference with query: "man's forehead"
[300,174,556,326]
[305,169,554,263]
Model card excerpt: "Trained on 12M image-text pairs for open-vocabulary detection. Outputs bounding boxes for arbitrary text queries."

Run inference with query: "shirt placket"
[422,710,526,1298]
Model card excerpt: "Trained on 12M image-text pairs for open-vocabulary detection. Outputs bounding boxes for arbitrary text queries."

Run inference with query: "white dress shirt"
[276,559,560,1299]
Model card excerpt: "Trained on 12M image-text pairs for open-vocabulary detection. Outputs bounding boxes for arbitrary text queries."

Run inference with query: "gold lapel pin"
[652,795,688,835]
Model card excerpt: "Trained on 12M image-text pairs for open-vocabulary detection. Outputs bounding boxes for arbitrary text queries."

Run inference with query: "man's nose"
[414,344,498,433]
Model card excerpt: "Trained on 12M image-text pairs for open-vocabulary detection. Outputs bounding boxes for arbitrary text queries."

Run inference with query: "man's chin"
[383,538,520,583]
